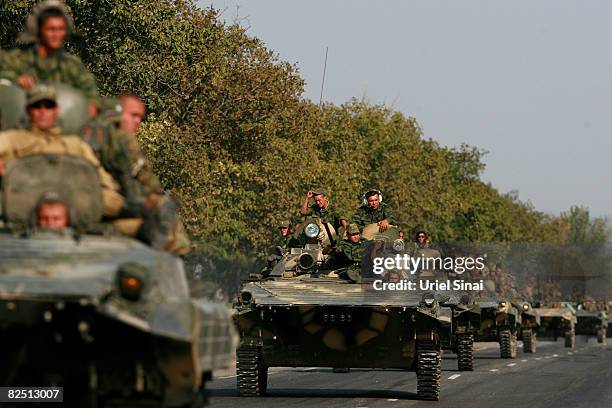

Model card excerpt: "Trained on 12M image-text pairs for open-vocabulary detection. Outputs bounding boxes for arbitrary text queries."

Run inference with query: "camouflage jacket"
[336,239,365,265]
[350,202,397,228]
[0,46,98,102]
[116,130,162,195]
[303,203,346,231]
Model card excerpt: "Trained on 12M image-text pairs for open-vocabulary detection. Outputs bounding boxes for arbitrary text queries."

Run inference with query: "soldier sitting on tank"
[300,187,347,237]
[0,85,125,219]
[415,230,429,249]
[351,188,396,233]
[33,191,70,229]
[0,0,99,117]
[331,223,365,282]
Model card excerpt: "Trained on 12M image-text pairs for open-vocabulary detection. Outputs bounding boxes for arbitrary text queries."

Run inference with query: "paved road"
[209,337,611,408]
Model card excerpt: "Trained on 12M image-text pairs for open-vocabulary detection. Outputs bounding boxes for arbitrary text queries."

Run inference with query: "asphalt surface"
[209,336,611,408]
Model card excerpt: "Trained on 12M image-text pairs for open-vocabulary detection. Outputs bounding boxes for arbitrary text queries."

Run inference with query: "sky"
[199,0,612,217]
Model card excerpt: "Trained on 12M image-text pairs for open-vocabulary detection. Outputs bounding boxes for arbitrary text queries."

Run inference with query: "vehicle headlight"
[117,262,149,302]
[422,292,436,307]
[304,223,320,238]
[499,301,507,308]
[522,303,530,311]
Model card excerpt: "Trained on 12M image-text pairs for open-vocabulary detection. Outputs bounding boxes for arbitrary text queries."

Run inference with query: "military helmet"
[18,0,75,45]
[26,84,57,107]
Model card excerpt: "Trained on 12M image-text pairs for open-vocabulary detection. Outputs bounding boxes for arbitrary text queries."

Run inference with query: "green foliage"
[3,0,601,294]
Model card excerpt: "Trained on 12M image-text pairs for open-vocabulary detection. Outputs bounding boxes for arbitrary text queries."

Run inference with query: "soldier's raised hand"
[16,74,36,90]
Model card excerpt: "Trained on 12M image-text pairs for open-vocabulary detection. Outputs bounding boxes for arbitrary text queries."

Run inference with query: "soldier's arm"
[350,208,365,228]
[0,49,19,82]
[64,54,100,105]
[384,206,397,225]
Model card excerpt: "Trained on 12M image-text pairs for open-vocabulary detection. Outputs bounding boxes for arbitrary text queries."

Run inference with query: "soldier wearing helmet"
[0,0,99,117]
[350,188,397,232]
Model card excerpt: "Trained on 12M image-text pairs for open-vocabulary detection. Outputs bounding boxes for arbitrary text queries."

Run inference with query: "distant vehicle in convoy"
[440,294,481,371]
[575,309,607,344]
[534,303,577,348]
[516,301,540,353]
[234,219,451,401]
[474,297,522,358]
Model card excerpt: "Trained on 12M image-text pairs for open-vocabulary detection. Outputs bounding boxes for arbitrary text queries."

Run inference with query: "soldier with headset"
[350,188,397,233]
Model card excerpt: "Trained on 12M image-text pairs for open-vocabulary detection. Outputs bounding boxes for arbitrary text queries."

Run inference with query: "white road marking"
[489,369,499,372]
[521,359,528,362]
[568,352,573,355]
[387,399,399,402]
[216,375,237,379]
[448,374,461,380]
[303,367,319,371]
[507,363,516,367]
[552,354,559,357]
[535,357,541,360]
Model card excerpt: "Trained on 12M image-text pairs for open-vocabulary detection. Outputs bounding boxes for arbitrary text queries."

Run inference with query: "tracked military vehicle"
[575,308,607,344]
[474,298,521,358]
[439,294,480,371]
[534,303,577,348]
[234,218,451,401]
[516,301,540,353]
[0,154,235,407]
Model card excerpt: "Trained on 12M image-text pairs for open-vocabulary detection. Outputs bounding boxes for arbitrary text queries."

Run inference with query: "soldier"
[334,223,365,282]
[300,187,347,234]
[415,230,428,249]
[277,219,300,249]
[0,85,124,218]
[35,191,70,229]
[0,0,99,117]
[351,188,396,232]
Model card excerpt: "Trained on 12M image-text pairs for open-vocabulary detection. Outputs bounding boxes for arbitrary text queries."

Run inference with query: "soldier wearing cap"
[0,84,124,218]
[277,219,299,249]
[0,0,99,117]
[350,188,397,232]
[300,187,347,234]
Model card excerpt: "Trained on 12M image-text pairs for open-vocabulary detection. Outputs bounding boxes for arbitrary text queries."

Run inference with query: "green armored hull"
[535,305,577,347]
[575,309,607,343]
[235,277,450,400]
[0,232,234,407]
[474,297,522,358]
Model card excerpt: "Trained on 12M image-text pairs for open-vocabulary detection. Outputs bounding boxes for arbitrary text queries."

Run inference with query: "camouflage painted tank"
[0,153,234,406]
[474,297,522,358]
[234,219,451,401]
[575,308,607,344]
[534,302,577,348]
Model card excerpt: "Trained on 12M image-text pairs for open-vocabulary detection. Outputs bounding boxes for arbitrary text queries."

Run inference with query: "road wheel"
[416,341,441,401]
[597,329,606,344]
[237,346,267,396]
[499,329,517,358]
[456,333,474,371]
[564,329,575,348]
[522,329,537,353]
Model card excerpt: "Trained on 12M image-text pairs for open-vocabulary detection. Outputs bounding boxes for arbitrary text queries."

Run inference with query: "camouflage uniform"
[0,47,98,103]
[116,130,162,195]
[0,0,99,103]
[334,224,365,282]
[303,202,345,232]
[351,202,397,229]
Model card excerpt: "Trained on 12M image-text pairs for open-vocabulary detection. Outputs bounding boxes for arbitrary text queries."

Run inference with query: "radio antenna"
[319,47,328,108]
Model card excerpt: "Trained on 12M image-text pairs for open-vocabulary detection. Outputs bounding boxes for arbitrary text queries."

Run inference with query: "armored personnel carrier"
[534,303,577,348]
[474,298,521,358]
[575,308,607,344]
[439,294,480,371]
[234,219,451,401]
[0,154,235,407]
[516,301,540,353]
